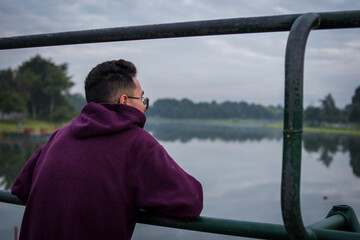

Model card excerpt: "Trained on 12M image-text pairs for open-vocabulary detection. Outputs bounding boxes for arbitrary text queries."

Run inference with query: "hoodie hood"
[71,102,146,139]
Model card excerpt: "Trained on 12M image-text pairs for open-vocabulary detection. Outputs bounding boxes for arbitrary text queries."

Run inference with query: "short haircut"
[84,59,137,103]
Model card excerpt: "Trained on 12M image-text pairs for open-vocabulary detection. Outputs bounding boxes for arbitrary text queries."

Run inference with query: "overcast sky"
[0,0,359,108]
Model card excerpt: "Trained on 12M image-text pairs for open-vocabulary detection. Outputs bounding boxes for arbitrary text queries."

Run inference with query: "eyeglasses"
[127,96,149,110]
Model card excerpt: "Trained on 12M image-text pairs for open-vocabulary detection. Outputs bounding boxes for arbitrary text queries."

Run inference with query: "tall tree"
[319,94,340,123]
[16,55,76,121]
[349,86,360,123]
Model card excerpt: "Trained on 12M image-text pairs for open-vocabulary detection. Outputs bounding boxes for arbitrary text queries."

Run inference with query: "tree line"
[146,98,284,120]
[0,55,359,124]
[147,90,360,124]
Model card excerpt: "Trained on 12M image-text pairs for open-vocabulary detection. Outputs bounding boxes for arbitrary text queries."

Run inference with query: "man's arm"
[132,145,203,221]
[11,144,45,203]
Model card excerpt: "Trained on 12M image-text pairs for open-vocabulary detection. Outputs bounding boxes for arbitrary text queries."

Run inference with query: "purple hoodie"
[11,102,203,240]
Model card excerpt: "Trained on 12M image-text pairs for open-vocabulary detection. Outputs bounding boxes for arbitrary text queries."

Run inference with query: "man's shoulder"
[133,126,158,141]
[130,127,161,149]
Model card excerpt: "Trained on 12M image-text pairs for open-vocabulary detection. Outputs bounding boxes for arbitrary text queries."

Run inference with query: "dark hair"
[84,59,137,103]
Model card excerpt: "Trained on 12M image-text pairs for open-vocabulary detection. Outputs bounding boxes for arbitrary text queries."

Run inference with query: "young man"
[11,59,203,240]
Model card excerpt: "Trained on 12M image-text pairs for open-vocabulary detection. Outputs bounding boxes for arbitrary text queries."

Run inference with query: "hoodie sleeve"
[11,144,46,203]
[132,144,203,221]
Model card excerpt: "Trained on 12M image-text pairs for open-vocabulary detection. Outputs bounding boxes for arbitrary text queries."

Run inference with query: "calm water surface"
[0,122,359,240]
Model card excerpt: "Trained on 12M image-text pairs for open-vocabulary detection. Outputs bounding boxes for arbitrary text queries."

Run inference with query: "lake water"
[0,122,359,240]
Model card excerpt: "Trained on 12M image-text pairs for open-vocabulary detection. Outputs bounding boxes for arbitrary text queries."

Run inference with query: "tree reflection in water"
[0,138,44,190]
[145,122,283,143]
[348,138,360,177]
[302,134,345,167]
[303,133,360,178]
[1,123,359,190]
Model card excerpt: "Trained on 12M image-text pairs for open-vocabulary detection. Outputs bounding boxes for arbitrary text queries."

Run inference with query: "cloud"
[272,6,292,14]
[206,38,282,61]
[345,39,360,48]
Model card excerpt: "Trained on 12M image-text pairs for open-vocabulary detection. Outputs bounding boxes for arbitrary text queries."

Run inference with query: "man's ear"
[119,95,128,105]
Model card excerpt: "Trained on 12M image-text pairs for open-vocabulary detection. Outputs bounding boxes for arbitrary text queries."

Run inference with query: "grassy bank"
[1,118,359,136]
[0,120,67,134]
[148,118,360,136]
[303,126,360,136]
[264,123,360,136]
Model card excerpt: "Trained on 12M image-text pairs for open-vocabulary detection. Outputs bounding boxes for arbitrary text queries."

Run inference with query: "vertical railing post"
[281,13,320,240]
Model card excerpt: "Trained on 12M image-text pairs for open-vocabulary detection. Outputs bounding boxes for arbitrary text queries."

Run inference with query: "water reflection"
[0,123,359,191]
[146,122,360,179]
[303,134,360,177]
[349,138,360,177]
[145,122,282,143]
[0,138,45,190]
[303,134,345,167]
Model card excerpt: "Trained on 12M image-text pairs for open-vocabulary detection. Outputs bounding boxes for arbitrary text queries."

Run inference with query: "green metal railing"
[1,10,360,240]
[281,13,321,240]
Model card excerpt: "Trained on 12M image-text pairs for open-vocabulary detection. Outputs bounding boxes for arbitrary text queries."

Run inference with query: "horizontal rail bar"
[1,190,359,240]
[0,10,359,50]
[0,190,23,205]
[138,210,290,239]
[0,190,290,239]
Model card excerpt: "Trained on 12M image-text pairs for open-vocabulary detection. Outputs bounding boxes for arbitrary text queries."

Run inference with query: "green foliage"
[305,93,345,126]
[17,55,75,121]
[304,106,322,126]
[146,98,283,119]
[0,69,27,113]
[0,55,80,122]
[320,94,341,123]
[304,87,360,125]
